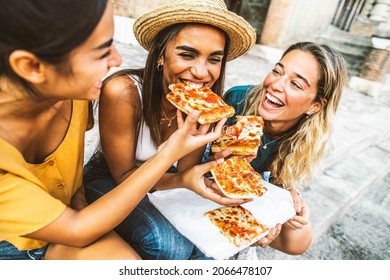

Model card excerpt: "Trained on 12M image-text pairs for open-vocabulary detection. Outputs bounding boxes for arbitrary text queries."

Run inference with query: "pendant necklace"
[262,133,286,149]
[161,107,177,128]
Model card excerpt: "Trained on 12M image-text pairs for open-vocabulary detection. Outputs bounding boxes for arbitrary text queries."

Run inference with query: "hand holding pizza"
[158,110,226,161]
[178,159,252,206]
[252,223,282,248]
[211,148,257,164]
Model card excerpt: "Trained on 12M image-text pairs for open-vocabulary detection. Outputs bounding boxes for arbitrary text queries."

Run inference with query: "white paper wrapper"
[148,180,296,260]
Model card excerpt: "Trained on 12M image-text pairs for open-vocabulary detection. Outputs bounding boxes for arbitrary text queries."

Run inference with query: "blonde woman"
[221,42,348,254]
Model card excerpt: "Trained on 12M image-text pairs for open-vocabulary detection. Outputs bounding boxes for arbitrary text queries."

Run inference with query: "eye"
[179,52,195,59]
[100,50,111,59]
[209,56,222,64]
[291,81,303,90]
[271,68,281,76]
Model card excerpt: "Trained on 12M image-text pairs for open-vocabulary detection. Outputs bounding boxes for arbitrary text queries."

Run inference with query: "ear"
[308,101,322,114]
[8,50,46,84]
[157,56,164,66]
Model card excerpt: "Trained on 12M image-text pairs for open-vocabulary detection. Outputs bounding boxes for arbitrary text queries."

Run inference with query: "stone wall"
[260,0,339,48]
[112,0,162,18]
[360,47,390,82]
[226,0,271,44]
[349,16,380,38]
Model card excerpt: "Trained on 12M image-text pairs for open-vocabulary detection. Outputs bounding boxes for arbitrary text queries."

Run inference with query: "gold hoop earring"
[157,63,163,71]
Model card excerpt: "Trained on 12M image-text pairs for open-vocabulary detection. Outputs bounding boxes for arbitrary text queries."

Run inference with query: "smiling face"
[258,49,322,133]
[159,24,226,92]
[38,1,122,101]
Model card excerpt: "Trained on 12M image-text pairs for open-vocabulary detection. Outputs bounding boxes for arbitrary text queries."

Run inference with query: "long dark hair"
[0,0,107,98]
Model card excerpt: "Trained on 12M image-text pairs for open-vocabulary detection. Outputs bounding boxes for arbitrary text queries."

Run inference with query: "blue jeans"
[84,155,212,260]
[0,241,47,260]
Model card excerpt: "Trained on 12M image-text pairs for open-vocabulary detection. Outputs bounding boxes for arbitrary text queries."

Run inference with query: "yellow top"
[0,100,88,250]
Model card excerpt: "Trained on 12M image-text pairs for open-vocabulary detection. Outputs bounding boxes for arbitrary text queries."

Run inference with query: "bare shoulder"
[101,74,141,107]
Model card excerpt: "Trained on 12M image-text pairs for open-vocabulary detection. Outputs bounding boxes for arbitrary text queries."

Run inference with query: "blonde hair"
[243,42,348,190]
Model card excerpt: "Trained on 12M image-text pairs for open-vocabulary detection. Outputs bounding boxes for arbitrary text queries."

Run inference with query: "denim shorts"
[84,153,210,260]
[0,240,47,260]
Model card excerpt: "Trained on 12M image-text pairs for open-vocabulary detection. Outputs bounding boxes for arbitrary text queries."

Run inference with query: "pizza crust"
[211,143,259,156]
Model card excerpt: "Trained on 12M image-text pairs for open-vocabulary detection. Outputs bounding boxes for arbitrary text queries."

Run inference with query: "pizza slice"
[211,115,264,156]
[166,82,235,124]
[210,156,267,199]
[205,205,269,247]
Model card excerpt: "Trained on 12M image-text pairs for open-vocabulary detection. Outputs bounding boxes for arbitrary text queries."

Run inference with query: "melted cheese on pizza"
[205,205,269,247]
[166,83,235,124]
[211,115,263,155]
[210,156,267,199]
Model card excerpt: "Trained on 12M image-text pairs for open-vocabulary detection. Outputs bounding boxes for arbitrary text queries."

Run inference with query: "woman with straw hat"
[83,0,256,259]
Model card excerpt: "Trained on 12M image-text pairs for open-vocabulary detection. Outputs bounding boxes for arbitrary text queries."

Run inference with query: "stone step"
[250,138,390,259]
[320,87,390,169]
[295,171,390,260]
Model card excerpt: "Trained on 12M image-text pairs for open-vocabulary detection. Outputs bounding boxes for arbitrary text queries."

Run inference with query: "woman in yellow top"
[0,0,225,260]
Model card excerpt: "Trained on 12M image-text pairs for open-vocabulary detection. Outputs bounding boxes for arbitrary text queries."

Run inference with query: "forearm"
[76,148,180,239]
[151,172,184,191]
[116,168,179,191]
[269,222,313,255]
[150,146,204,191]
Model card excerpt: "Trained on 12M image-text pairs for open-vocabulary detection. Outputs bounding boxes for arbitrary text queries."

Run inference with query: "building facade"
[112,0,390,94]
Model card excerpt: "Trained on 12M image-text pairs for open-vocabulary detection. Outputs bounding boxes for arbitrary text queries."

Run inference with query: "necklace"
[262,133,286,149]
[160,107,177,128]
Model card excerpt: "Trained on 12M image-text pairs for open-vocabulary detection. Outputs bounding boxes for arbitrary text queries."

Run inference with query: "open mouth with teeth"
[180,79,206,88]
[265,93,284,108]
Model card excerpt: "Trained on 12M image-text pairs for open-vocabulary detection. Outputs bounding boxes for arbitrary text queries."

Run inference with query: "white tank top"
[129,75,158,166]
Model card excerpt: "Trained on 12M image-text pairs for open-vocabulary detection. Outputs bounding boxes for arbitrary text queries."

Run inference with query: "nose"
[189,61,208,79]
[107,44,122,68]
[271,75,287,92]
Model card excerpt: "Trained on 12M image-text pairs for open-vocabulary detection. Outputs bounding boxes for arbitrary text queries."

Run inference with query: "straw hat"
[133,0,256,61]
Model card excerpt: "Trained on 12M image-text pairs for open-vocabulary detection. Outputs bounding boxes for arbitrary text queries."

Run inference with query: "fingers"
[180,110,200,130]
[213,117,227,135]
[284,212,309,230]
[206,192,247,206]
[213,149,232,160]
[289,189,303,213]
[177,110,226,135]
[205,189,253,206]
[198,158,225,175]
[176,109,184,127]
[245,155,256,163]
[254,224,282,248]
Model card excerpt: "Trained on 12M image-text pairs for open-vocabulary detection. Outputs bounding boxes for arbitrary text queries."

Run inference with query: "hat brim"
[133,4,256,61]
